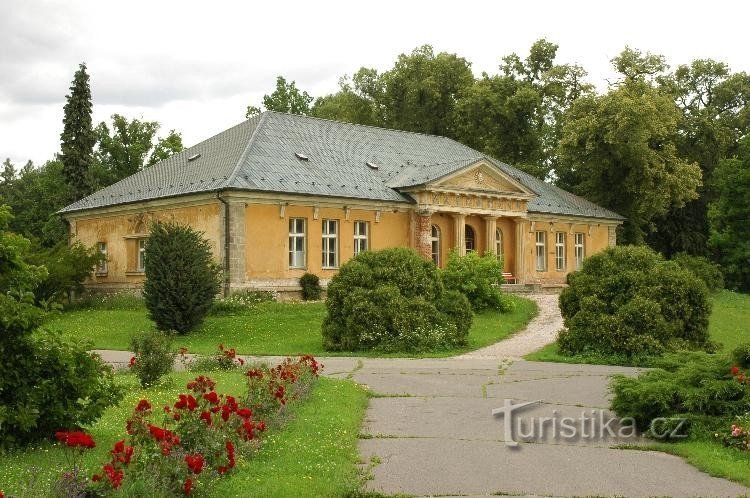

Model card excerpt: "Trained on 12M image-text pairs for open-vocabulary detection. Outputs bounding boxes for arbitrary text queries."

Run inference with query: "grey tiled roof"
[60,112,624,221]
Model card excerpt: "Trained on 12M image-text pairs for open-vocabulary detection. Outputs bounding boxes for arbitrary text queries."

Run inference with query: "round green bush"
[322,248,472,352]
[299,272,322,300]
[441,250,512,311]
[672,253,724,292]
[558,245,711,358]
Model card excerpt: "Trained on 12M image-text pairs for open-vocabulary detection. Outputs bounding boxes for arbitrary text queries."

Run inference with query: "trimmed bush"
[558,245,711,358]
[299,272,322,301]
[672,253,724,292]
[322,248,472,352]
[441,250,512,312]
[129,329,176,387]
[143,222,222,334]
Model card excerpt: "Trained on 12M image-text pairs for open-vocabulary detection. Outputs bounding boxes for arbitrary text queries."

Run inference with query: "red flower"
[128,356,136,368]
[199,411,212,426]
[185,454,205,474]
[203,391,220,405]
[221,405,232,422]
[226,440,236,468]
[256,420,266,432]
[135,399,152,413]
[111,440,134,465]
[246,369,264,379]
[175,394,198,411]
[102,463,124,489]
[236,407,253,419]
[731,366,741,376]
[55,431,96,449]
[183,478,193,495]
[238,357,245,366]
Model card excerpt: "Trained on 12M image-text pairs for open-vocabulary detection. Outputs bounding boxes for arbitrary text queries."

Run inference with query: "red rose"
[236,407,253,419]
[200,411,212,426]
[183,478,193,495]
[203,391,220,405]
[128,356,136,368]
[731,366,741,376]
[185,454,205,474]
[135,399,151,413]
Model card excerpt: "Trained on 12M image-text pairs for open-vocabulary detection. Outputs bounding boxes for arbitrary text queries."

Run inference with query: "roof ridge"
[263,110,458,141]
[225,113,267,187]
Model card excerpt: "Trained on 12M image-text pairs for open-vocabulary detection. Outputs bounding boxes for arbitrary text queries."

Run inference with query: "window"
[96,242,108,274]
[289,218,306,268]
[431,225,441,265]
[574,233,585,269]
[465,225,476,252]
[535,231,547,271]
[495,229,503,259]
[322,219,339,268]
[354,221,369,255]
[137,239,147,272]
[555,232,566,271]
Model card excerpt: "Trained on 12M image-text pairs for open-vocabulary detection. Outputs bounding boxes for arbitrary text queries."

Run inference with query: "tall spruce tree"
[60,63,96,201]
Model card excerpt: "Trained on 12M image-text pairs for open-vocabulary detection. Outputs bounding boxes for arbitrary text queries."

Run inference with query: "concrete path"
[460,293,563,359]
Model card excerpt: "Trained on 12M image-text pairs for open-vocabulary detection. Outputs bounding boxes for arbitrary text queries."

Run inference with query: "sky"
[1,0,749,166]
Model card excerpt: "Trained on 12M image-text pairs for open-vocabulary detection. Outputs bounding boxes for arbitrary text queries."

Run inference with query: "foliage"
[672,253,724,292]
[441,250,512,312]
[188,343,245,372]
[0,205,118,448]
[558,245,711,358]
[143,222,222,334]
[60,63,96,201]
[92,114,183,188]
[709,137,750,292]
[558,49,702,244]
[244,356,322,422]
[25,241,103,303]
[129,329,176,387]
[248,76,313,117]
[322,248,472,352]
[209,290,277,315]
[716,413,750,452]
[610,348,750,438]
[299,272,322,301]
[64,290,144,311]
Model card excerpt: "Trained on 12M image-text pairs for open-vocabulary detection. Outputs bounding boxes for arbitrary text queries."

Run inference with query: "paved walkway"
[94,295,750,497]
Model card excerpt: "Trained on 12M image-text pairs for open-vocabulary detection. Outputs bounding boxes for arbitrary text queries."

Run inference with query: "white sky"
[1,0,749,166]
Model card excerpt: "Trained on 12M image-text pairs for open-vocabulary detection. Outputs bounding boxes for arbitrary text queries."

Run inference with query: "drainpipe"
[217,192,230,297]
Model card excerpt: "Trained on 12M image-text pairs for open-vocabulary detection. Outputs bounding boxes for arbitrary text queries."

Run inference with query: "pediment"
[430,161,533,196]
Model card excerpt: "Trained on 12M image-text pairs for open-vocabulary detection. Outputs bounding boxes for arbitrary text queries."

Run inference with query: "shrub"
[610,348,750,437]
[299,272,322,300]
[143,222,222,334]
[209,290,276,315]
[66,290,144,311]
[672,253,724,292]
[25,241,103,304]
[244,355,321,422]
[441,250,512,312]
[189,344,245,371]
[129,329,176,387]
[322,248,471,352]
[558,245,711,358]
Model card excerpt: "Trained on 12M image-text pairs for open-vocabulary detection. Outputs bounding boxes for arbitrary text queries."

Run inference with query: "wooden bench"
[502,272,517,284]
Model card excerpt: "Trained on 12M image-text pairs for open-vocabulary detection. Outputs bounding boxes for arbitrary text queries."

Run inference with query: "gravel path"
[459,293,563,359]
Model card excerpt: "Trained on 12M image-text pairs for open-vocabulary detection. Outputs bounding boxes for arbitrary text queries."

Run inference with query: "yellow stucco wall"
[70,200,222,288]
[244,203,411,284]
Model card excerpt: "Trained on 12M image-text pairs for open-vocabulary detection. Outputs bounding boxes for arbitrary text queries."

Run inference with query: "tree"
[648,60,750,256]
[60,63,96,201]
[311,71,381,126]
[143,222,222,334]
[709,137,750,291]
[453,40,592,179]
[93,114,183,186]
[250,76,314,116]
[379,45,474,136]
[557,48,702,244]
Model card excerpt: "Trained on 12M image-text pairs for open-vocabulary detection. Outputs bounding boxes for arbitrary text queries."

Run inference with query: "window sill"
[125,271,145,276]
[95,272,108,277]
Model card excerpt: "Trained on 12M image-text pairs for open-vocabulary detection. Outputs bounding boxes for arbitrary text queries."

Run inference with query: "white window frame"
[288,218,307,269]
[137,239,147,272]
[555,232,566,271]
[535,231,547,271]
[495,228,503,259]
[431,225,441,266]
[574,232,585,270]
[322,219,339,269]
[353,220,369,255]
[96,242,108,274]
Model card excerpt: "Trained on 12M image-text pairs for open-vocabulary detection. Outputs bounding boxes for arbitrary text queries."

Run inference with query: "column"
[452,213,466,256]
[483,216,497,256]
[416,209,433,260]
[226,201,246,290]
[515,219,526,284]
[608,225,617,247]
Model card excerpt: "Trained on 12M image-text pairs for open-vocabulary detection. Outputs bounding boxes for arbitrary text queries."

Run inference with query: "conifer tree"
[60,63,96,201]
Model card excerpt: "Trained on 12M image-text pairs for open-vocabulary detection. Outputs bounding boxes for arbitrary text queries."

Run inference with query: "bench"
[502,272,517,284]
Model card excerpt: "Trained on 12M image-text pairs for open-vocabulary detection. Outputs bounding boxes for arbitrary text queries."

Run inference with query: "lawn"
[47,294,537,357]
[0,371,369,497]
[524,290,750,364]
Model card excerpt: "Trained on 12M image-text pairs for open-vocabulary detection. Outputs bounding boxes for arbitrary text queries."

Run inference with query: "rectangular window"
[555,232,566,271]
[574,233,585,270]
[96,242,108,274]
[354,220,369,255]
[137,239,147,272]
[322,219,339,268]
[535,231,547,271]
[288,218,306,269]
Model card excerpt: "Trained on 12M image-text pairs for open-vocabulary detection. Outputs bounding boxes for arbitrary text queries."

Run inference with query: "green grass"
[47,295,537,358]
[524,290,750,365]
[0,372,369,497]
